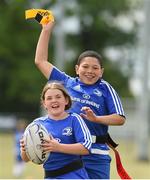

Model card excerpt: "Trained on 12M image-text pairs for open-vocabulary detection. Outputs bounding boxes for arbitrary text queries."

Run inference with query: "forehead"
[80,57,100,66]
[45,88,64,96]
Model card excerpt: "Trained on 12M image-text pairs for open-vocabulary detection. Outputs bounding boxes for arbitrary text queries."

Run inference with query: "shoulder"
[69,113,85,124]
[65,76,78,88]
[33,115,48,123]
[52,67,73,80]
[100,79,112,87]
[25,116,48,130]
[69,112,82,119]
[100,79,116,92]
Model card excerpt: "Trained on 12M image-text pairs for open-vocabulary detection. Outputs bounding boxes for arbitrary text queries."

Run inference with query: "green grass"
[0,133,43,179]
[0,133,150,179]
[110,140,150,179]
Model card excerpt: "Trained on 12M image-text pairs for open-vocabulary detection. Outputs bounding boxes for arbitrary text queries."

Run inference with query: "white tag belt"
[91,135,97,143]
[91,135,109,155]
[91,148,109,155]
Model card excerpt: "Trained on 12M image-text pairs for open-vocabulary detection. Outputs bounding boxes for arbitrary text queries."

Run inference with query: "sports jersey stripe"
[110,87,122,114]
[102,80,124,116]
[101,80,119,112]
[78,116,92,149]
[72,113,92,150]
[110,84,124,115]
[115,93,124,115]
[108,85,124,115]
[74,114,92,149]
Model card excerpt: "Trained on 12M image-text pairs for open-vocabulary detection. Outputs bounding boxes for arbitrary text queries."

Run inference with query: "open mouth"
[85,75,95,80]
[51,104,59,109]
[85,73,95,78]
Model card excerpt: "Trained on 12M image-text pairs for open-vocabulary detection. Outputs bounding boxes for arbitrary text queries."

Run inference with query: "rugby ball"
[24,122,51,165]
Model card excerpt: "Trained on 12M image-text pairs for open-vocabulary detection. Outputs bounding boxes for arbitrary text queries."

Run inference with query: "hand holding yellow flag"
[25,9,54,25]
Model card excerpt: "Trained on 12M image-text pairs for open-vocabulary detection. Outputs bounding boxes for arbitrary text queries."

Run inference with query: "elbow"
[34,59,44,72]
[83,149,90,155]
[80,145,90,155]
[119,116,126,125]
[35,58,41,67]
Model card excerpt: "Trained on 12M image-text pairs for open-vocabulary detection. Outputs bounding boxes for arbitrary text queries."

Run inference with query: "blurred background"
[0,0,150,179]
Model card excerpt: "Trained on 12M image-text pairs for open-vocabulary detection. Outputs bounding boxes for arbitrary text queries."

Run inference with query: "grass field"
[0,132,150,179]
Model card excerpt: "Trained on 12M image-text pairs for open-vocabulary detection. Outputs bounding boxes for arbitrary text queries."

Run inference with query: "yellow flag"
[25,9,54,25]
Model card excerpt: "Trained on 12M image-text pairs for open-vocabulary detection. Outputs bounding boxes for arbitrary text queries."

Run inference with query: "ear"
[42,101,47,110]
[65,97,69,105]
[75,65,79,75]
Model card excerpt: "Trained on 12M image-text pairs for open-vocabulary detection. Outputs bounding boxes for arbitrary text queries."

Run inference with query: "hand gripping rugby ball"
[24,122,51,165]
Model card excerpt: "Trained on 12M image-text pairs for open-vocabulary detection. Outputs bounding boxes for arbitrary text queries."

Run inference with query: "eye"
[46,96,52,100]
[56,95,62,99]
[93,67,99,70]
[82,65,89,69]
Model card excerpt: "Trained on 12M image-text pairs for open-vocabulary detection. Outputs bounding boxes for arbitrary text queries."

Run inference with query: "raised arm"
[35,21,55,79]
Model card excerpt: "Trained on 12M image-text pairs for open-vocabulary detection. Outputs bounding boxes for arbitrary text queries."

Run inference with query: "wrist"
[94,116,100,123]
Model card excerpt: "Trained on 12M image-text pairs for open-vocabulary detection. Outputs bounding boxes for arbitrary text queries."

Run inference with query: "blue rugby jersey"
[48,67,125,151]
[33,113,92,171]
[15,130,24,161]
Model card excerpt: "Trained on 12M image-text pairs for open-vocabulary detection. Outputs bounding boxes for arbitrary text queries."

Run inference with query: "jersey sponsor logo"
[72,96,100,108]
[62,127,72,136]
[83,94,90,99]
[93,89,102,97]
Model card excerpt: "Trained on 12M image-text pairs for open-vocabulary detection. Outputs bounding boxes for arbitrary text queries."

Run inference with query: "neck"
[48,111,68,120]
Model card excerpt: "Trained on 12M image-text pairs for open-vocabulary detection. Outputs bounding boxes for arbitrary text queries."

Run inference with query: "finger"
[41,143,50,148]
[81,106,89,111]
[43,138,51,143]
[42,145,53,152]
[86,110,93,115]
[49,135,53,140]
[80,113,87,119]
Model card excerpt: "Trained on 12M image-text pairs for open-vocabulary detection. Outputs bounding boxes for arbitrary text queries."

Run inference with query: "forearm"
[57,143,89,155]
[95,114,125,126]
[20,150,30,162]
[35,28,51,65]
[35,23,54,79]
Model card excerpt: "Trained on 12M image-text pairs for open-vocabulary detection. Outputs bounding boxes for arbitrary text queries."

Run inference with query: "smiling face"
[75,57,104,85]
[43,88,69,119]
